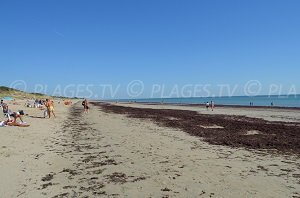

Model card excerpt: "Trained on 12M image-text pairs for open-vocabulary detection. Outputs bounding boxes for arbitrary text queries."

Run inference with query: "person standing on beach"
[211,101,215,111]
[1,100,9,114]
[206,102,210,111]
[45,99,56,118]
[42,100,48,118]
[82,99,89,114]
[1,100,7,111]
[0,99,5,108]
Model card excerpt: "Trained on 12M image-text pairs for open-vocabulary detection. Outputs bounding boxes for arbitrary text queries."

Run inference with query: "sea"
[113,95,300,108]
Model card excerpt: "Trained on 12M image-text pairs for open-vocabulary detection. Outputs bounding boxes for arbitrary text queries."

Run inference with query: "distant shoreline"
[104,95,300,109]
[100,101,300,111]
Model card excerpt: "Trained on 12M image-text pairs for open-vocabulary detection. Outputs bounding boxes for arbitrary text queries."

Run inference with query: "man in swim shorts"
[45,99,56,118]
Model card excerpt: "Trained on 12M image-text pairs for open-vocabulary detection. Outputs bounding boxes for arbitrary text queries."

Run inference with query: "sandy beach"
[3,1,300,197]
[0,101,299,198]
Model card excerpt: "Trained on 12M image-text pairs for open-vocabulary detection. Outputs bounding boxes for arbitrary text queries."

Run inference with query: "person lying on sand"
[0,112,29,127]
[6,121,30,127]
[4,120,29,127]
[9,110,29,127]
[0,120,8,127]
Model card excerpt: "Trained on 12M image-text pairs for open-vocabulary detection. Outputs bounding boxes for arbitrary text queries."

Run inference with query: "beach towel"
[7,122,30,127]
[2,96,14,101]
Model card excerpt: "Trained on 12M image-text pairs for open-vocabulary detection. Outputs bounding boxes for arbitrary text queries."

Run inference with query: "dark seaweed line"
[44,103,108,197]
[92,102,300,155]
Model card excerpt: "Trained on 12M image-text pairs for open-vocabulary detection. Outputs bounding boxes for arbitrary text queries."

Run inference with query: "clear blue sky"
[1,0,299,98]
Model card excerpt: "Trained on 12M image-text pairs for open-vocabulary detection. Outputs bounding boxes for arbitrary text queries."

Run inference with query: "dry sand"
[0,101,299,197]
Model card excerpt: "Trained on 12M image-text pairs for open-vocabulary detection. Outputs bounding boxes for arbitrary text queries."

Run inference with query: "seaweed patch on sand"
[94,103,300,155]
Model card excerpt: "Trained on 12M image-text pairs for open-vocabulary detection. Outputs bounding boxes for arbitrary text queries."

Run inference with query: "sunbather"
[5,119,29,127]
[0,120,8,127]
[0,110,29,127]
[10,110,25,123]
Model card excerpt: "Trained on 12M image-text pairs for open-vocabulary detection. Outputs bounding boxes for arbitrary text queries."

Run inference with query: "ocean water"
[115,95,300,108]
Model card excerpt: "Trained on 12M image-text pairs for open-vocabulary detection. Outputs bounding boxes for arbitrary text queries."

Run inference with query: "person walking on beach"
[82,99,89,114]
[211,101,215,111]
[45,99,56,118]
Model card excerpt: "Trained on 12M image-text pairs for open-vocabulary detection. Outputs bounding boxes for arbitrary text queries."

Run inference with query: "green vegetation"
[0,86,50,99]
[0,86,81,100]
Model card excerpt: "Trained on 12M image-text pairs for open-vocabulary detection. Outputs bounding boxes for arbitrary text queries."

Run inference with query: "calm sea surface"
[114,95,300,107]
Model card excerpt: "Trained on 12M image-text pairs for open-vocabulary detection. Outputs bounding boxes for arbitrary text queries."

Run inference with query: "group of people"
[26,98,56,118]
[1,98,90,127]
[34,99,45,108]
[30,99,56,118]
[0,97,58,127]
[43,99,56,118]
[206,101,215,111]
[0,99,26,126]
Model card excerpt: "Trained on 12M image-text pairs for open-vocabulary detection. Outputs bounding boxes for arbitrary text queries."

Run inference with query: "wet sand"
[111,102,300,123]
[0,101,299,197]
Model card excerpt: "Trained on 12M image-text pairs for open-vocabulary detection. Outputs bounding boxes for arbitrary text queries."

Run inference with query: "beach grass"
[0,86,73,100]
